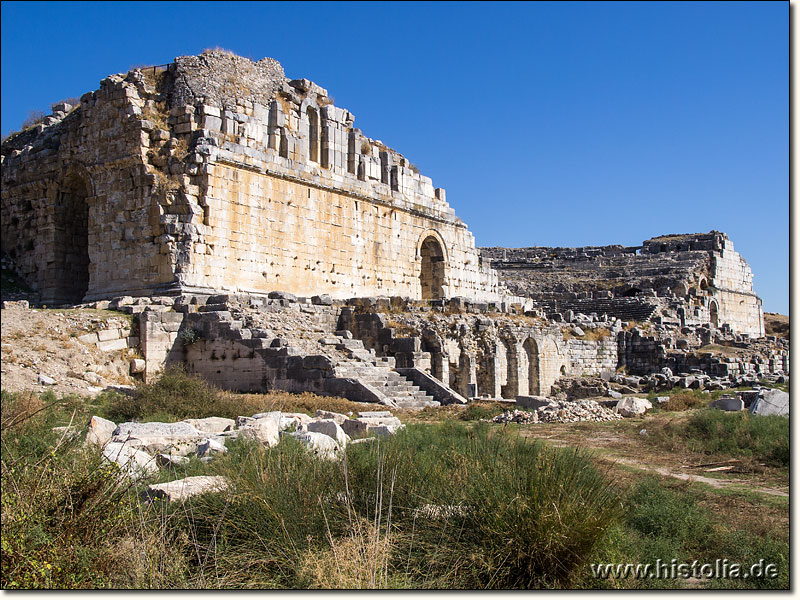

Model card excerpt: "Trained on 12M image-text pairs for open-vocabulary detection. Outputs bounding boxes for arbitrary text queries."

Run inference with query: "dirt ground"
[764,312,789,338]
[402,401,789,502]
[1,304,137,397]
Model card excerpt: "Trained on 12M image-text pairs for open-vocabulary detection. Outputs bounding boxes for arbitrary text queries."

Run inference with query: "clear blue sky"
[1,1,789,314]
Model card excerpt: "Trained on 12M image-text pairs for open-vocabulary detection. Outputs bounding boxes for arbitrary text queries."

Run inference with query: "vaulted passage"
[523,338,540,396]
[420,236,445,300]
[52,173,90,304]
[500,338,518,399]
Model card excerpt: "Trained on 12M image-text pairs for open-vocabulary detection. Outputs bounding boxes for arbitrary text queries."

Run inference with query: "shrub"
[21,110,46,129]
[586,476,789,590]
[460,401,507,421]
[651,409,788,466]
[344,423,622,588]
[623,478,714,547]
[0,391,190,588]
[100,366,374,422]
[171,423,620,588]
[102,365,223,422]
[661,391,708,411]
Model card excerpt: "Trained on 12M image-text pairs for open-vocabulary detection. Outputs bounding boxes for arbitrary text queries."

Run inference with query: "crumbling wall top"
[169,50,287,109]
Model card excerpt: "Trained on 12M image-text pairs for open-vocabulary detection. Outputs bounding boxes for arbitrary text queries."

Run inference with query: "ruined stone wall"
[1,76,172,304]
[709,237,764,336]
[564,338,618,376]
[2,50,498,304]
[179,59,498,301]
[481,231,764,337]
[339,307,573,398]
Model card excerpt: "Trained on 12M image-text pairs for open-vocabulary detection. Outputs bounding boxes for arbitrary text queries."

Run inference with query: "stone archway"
[709,300,719,328]
[52,172,91,304]
[500,338,519,399]
[421,330,448,384]
[523,338,540,396]
[419,235,446,300]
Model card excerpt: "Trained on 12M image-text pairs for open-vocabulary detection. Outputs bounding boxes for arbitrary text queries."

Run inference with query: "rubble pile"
[488,400,623,425]
[79,409,405,495]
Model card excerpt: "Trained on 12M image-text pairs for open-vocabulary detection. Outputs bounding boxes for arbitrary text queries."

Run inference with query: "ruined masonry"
[481,231,764,337]
[1,50,499,306]
[1,51,784,404]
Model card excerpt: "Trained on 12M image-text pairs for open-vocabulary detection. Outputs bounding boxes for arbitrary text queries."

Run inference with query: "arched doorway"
[709,301,719,328]
[523,338,540,396]
[53,173,90,304]
[500,338,518,399]
[419,235,445,300]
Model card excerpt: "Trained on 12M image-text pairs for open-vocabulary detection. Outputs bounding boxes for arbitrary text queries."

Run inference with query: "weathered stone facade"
[481,231,764,337]
[1,51,783,405]
[2,51,498,305]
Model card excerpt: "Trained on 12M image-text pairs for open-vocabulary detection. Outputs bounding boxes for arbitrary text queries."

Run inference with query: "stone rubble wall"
[2,73,170,304]
[71,292,785,402]
[338,305,573,398]
[481,231,764,337]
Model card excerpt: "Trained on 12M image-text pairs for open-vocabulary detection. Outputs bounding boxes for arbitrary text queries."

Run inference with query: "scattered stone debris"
[487,400,623,425]
[614,397,653,418]
[86,408,406,479]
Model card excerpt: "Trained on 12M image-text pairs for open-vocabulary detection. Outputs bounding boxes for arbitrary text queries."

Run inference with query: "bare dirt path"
[515,417,789,499]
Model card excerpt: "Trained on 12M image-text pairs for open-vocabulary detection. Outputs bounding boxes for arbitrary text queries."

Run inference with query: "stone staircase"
[177,298,440,409]
[327,334,440,410]
[535,297,659,323]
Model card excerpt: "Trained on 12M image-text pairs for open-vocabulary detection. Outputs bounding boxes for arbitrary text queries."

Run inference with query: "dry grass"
[151,170,182,196]
[141,102,168,131]
[385,320,419,338]
[659,391,709,411]
[695,344,748,358]
[232,390,385,416]
[584,327,612,341]
[171,136,190,160]
[298,518,393,589]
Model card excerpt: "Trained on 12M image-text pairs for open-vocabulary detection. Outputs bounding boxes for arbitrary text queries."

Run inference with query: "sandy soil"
[1,305,137,397]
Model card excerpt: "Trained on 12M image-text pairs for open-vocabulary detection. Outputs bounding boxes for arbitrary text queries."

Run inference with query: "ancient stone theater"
[1,51,783,404]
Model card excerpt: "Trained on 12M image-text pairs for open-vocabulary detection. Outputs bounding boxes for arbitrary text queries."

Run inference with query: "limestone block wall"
[139,311,186,381]
[564,338,618,376]
[618,329,668,375]
[183,162,493,300]
[183,338,335,395]
[3,51,500,305]
[708,237,764,337]
[1,74,176,304]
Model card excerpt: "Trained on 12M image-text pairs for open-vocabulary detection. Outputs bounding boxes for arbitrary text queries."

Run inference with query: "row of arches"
[422,332,551,399]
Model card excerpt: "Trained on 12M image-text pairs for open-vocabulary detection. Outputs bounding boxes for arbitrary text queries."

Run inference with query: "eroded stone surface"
[147,476,229,502]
